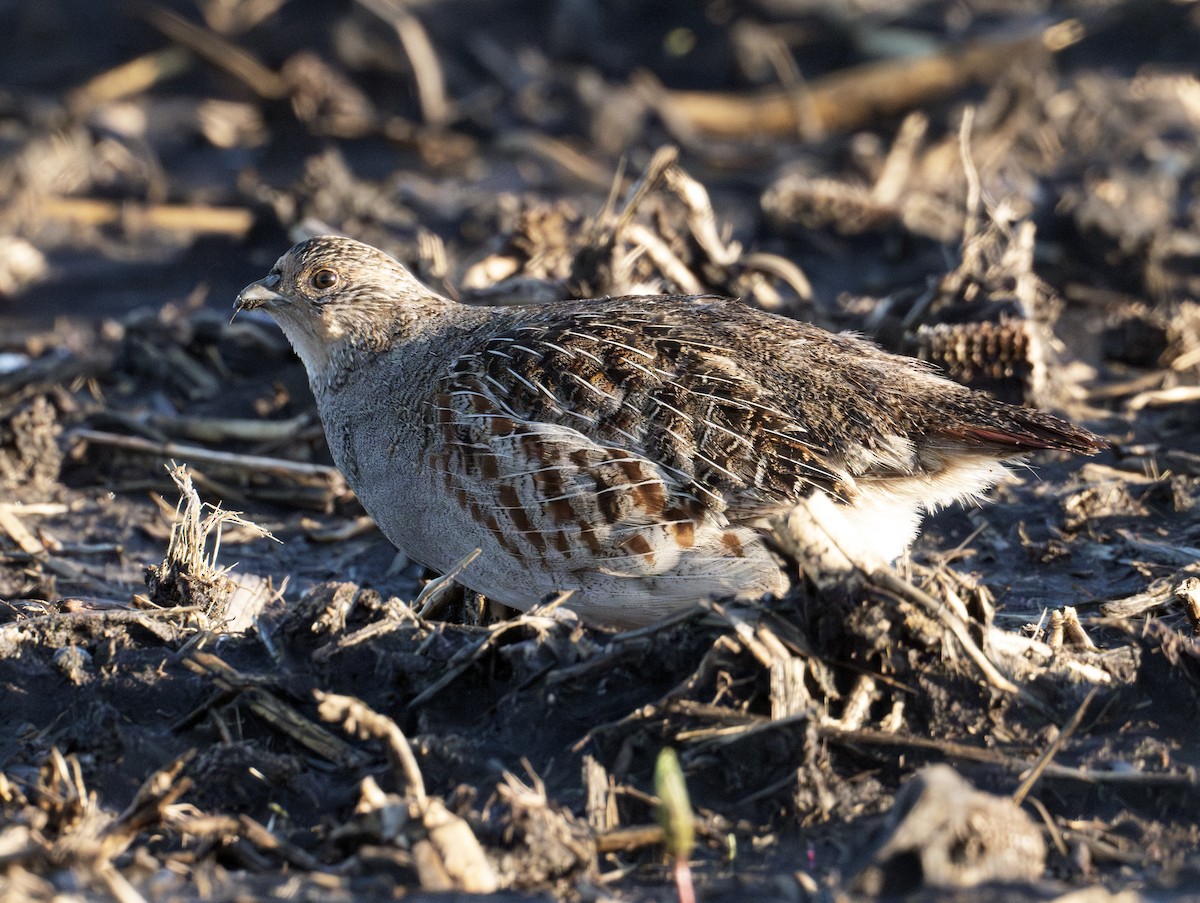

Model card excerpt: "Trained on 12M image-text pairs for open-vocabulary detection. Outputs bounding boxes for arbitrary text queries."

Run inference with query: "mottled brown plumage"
[236,236,1105,626]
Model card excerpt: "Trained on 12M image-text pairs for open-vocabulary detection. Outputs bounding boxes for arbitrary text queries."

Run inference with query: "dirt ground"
[2,1,1200,900]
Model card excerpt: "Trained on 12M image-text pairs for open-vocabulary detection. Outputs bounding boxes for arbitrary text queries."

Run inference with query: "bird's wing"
[435,297,853,513]
[424,371,783,581]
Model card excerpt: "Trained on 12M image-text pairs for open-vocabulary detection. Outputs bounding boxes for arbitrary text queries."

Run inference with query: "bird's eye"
[310,268,339,291]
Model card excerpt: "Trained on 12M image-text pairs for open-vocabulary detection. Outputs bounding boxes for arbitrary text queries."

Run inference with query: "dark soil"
[2,1,1200,901]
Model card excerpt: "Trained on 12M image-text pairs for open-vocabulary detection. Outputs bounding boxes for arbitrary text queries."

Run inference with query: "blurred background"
[2,0,1197,341]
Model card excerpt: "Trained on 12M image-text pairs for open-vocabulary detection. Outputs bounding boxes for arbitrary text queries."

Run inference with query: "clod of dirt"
[0,396,62,492]
[491,770,595,888]
[841,764,1046,894]
[50,645,92,686]
[1102,303,1170,368]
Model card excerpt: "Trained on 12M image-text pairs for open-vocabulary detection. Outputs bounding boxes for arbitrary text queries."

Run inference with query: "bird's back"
[430,293,1099,514]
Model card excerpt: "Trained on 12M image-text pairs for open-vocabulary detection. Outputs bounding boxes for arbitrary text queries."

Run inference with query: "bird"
[235,236,1105,627]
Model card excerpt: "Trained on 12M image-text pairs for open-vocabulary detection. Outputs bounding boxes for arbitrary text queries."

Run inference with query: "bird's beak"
[233,273,285,318]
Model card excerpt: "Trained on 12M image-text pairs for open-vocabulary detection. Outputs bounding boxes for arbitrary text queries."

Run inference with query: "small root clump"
[144,463,270,625]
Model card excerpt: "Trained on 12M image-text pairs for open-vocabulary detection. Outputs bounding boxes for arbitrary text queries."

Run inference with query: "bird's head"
[235,235,448,373]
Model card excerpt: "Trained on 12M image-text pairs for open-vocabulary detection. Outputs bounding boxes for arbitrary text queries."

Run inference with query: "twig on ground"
[183,652,366,767]
[1013,687,1098,806]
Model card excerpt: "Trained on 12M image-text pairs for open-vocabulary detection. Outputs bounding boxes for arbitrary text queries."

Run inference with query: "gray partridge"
[236,236,1104,627]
